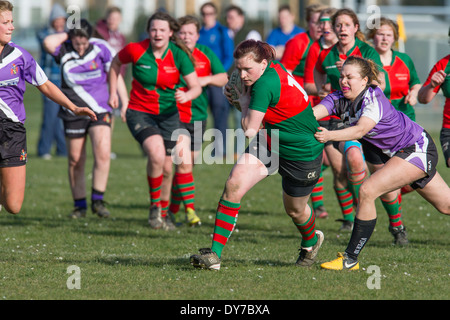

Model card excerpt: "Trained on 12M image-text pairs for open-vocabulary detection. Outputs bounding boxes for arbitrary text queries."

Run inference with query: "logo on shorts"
[11,63,18,75]
[103,113,111,124]
[20,149,27,161]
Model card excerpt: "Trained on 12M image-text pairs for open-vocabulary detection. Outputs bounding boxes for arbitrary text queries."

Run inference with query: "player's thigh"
[0,165,26,213]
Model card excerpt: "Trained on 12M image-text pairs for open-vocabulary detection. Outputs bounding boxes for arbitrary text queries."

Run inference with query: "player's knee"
[4,202,22,215]
[345,147,365,173]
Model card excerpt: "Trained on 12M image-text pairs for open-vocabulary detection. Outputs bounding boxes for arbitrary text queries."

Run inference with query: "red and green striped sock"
[160,200,169,218]
[348,169,367,203]
[335,186,354,221]
[294,208,318,248]
[311,173,325,210]
[211,198,240,258]
[174,172,195,211]
[169,178,182,214]
[381,194,403,228]
[147,174,163,207]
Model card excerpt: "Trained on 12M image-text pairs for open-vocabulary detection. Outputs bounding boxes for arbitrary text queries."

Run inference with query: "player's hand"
[404,90,418,106]
[73,107,97,121]
[108,92,119,109]
[175,89,190,104]
[430,70,446,88]
[314,126,330,143]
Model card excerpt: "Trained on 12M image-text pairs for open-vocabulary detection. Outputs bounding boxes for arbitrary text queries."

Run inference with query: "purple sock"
[91,189,104,202]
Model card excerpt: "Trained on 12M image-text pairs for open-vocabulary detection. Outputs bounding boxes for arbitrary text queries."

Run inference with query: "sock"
[147,174,163,207]
[348,169,367,204]
[211,198,240,258]
[334,186,354,221]
[294,207,318,248]
[169,178,182,214]
[74,198,87,209]
[160,200,169,218]
[310,173,325,210]
[174,172,195,211]
[381,194,403,228]
[345,218,377,261]
[91,188,104,202]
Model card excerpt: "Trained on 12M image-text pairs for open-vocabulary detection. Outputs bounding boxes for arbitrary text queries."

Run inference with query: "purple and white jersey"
[53,37,116,118]
[0,42,48,124]
[321,85,425,156]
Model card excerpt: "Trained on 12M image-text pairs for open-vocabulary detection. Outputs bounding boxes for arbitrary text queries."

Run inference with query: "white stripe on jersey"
[405,131,429,171]
[361,88,382,124]
[0,97,20,122]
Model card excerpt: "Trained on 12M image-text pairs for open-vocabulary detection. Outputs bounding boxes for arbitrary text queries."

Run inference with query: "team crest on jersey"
[11,63,18,75]
[20,149,27,161]
[90,60,98,70]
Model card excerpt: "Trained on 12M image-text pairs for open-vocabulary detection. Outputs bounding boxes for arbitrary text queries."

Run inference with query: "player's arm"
[418,70,446,104]
[37,80,97,120]
[175,71,202,104]
[43,32,68,55]
[315,116,375,143]
[198,72,228,88]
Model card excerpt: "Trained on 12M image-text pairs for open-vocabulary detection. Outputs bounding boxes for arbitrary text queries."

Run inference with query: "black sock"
[345,218,377,261]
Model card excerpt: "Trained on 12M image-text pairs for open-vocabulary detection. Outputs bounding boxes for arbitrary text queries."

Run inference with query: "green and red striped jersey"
[423,54,450,129]
[383,50,420,121]
[280,31,314,87]
[315,38,383,91]
[177,44,226,123]
[118,39,195,115]
[249,61,323,161]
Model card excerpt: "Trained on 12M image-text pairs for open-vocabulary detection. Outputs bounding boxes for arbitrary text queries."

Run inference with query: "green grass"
[0,86,449,301]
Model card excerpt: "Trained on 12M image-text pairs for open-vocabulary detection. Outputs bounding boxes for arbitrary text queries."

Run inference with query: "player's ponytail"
[344,56,380,85]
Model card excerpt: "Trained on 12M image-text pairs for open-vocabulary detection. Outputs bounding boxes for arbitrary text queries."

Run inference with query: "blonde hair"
[366,17,399,42]
[305,3,328,22]
[0,0,13,12]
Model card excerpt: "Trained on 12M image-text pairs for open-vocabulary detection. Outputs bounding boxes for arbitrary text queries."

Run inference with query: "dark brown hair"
[331,8,366,42]
[344,56,380,84]
[233,39,276,63]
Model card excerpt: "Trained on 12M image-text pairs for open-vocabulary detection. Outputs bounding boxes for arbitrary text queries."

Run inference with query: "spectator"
[266,4,305,60]
[197,2,234,157]
[36,3,67,160]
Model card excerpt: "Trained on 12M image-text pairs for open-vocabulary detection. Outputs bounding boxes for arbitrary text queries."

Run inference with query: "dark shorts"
[440,128,450,167]
[126,109,180,155]
[319,118,344,147]
[179,120,207,151]
[63,112,112,138]
[0,120,27,168]
[362,130,438,189]
[245,131,323,197]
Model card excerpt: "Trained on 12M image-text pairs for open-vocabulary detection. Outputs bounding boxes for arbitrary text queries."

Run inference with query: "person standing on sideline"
[0,1,96,214]
[197,2,234,158]
[190,40,324,270]
[170,15,228,227]
[314,56,450,270]
[266,4,305,60]
[36,3,67,160]
[44,19,128,219]
[108,12,201,230]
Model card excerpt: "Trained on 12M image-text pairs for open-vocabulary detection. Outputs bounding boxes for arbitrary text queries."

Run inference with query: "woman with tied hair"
[0,1,96,214]
[109,11,201,230]
[190,40,324,270]
[313,56,450,270]
[313,8,386,231]
[44,19,128,219]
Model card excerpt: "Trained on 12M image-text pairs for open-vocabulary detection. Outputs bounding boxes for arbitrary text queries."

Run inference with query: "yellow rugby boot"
[321,252,359,270]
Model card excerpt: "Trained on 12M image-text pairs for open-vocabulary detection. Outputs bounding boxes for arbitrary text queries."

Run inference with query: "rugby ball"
[227,69,243,112]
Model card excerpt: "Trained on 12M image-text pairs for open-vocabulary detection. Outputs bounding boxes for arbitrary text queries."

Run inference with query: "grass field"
[0,85,449,304]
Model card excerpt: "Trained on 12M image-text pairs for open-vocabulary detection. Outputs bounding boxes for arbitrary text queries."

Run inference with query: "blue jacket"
[198,22,234,71]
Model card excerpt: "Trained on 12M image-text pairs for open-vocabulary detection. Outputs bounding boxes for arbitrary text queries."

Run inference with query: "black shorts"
[178,120,207,151]
[63,112,112,138]
[362,130,438,189]
[126,109,180,156]
[440,128,450,167]
[245,131,323,197]
[319,118,344,147]
[0,120,27,168]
